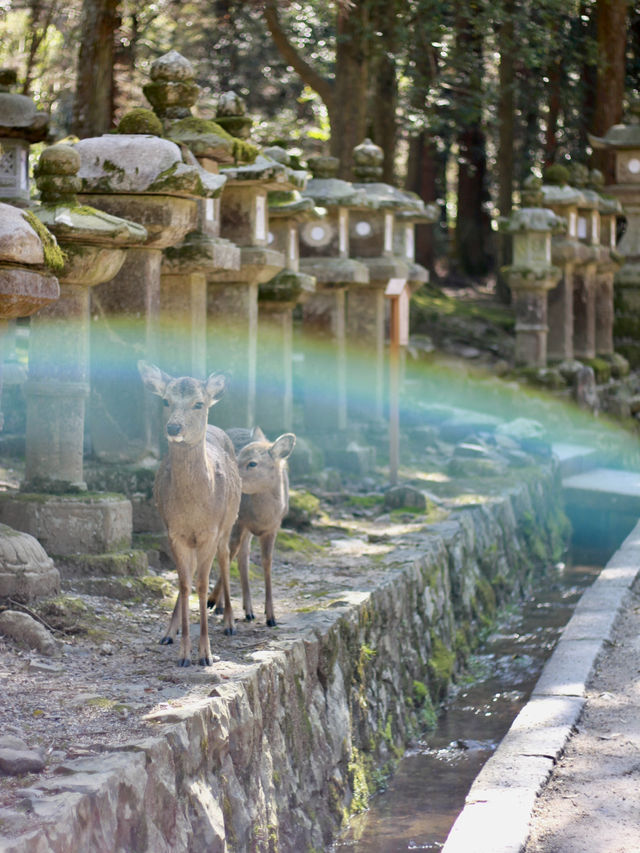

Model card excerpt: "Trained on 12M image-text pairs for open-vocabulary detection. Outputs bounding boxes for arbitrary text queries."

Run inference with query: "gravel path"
[524,583,640,853]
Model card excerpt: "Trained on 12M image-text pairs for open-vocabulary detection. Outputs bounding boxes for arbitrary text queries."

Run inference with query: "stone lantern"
[144,51,238,379]
[541,165,589,362]
[256,146,316,433]
[298,155,369,438]
[72,113,221,463]
[0,69,49,206]
[501,176,562,367]
[589,104,640,364]
[207,94,298,429]
[569,163,600,360]
[0,202,60,601]
[346,139,411,424]
[589,169,622,358]
[0,146,148,556]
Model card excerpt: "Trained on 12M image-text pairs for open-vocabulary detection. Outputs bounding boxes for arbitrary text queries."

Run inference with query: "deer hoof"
[266,617,277,628]
[178,657,191,667]
[245,611,255,621]
[199,656,213,667]
[223,625,236,636]
[206,598,216,610]
[159,636,173,645]
[214,605,224,616]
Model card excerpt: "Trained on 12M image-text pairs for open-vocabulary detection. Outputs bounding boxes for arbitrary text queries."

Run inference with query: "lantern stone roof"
[500,207,565,233]
[541,184,585,208]
[73,134,226,198]
[0,69,49,142]
[34,144,148,245]
[589,105,640,149]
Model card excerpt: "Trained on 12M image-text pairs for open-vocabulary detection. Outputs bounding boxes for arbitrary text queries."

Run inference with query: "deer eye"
[247,461,258,468]
[193,402,204,410]
[163,399,169,407]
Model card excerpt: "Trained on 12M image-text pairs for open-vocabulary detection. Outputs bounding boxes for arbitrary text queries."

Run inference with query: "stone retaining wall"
[2,466,566,853]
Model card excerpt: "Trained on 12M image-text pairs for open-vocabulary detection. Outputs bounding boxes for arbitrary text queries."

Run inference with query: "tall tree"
[591,0,628,182]
[452,0,491,276]
[264,0,372,177]
[73,0,120,138]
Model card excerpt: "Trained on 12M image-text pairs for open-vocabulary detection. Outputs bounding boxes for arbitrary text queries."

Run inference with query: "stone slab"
[531,638,603,697]
[551,442,599,476]
[443,789,542,853]
[563,467,640,503]
[0,494,132,556]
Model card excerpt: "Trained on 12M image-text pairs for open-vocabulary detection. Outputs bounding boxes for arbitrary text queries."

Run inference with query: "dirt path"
[525,583,640,853]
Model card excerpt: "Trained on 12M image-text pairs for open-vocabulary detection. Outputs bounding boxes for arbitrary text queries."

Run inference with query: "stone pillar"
[256,150,315,433]
[590,106,640,364]
[298,155,369,436]
[0,69,48,206]
[145,51,240,380]
[541,166,588,362]
[24,145,146,492]
[347,140,409,423]
[206,94,293,429]
[0,202,61,599]
[73,118,213,462]
[589,170,622,357]
[501,176,562,367]
[570,164,600,360]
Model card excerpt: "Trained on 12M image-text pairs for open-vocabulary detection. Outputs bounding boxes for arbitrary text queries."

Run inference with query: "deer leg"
[170,538,196,666]
[217,538,236,636]
[260,530,278,627]
[207,524,241,614]
[237,530,254,621]
[195,540,218,666]
[207,576,223,614]
[160,594,181,645]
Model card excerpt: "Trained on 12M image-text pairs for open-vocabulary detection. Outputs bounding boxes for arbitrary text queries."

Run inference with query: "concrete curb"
[441,518,640,853]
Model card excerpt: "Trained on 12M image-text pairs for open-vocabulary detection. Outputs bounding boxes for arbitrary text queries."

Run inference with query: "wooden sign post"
[385,278,409,485]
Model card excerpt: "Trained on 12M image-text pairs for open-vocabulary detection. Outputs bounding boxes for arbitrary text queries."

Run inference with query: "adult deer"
[138,361,241,666]
[208,427,295,627]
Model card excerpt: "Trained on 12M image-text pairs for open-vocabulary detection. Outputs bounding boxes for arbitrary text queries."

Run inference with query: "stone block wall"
[2,465,566,853]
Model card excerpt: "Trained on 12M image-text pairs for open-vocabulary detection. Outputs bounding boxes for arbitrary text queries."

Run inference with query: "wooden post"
[385,277,408,485]
[389,295,400,485]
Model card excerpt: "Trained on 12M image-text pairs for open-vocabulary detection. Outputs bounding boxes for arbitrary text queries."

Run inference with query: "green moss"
[139,575,174,600]
[428,634,456,701]
[347,747,371,814]
[22,209,66,273]
[276,530,323,553]
[584,357,611,384]
[543,164,570,186]
[117,108,163,136]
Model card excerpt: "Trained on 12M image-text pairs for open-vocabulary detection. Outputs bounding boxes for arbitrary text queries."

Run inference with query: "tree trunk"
[406,132,441,271]
[496,0,515,301]
[369,0,398,183]
[72,0,120,138]
[592,0,628,182]
[453,2,491,277]
[544,57,563,167]
[330,0,370,178]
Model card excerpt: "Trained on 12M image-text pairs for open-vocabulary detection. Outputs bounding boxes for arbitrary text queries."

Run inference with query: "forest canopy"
[1,0,637,277]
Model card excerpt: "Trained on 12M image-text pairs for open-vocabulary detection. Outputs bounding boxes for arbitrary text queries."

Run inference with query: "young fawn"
[138,361,241,666]
[208,426,296,627]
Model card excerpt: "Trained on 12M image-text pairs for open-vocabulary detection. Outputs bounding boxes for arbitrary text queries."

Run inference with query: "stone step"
[562,467,640,553]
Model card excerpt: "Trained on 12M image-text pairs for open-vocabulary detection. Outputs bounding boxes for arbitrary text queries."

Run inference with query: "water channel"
[332,555,604,852]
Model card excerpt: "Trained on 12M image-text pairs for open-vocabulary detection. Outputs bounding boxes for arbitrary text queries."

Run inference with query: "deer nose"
[166,423,182,437]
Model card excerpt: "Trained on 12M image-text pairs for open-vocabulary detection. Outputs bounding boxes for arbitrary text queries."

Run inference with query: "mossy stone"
[117,108,163,136]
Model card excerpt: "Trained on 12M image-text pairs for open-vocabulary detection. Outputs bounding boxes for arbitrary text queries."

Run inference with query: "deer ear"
[138,361,171,397]
[251,426,267,442]
[204,372,226,405]
[271,433,296,460]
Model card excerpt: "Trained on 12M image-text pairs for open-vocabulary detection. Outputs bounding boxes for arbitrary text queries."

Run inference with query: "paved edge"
[441,518,640,853]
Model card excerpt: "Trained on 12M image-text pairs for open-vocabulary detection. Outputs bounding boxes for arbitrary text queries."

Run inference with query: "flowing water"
[332,559,603,852]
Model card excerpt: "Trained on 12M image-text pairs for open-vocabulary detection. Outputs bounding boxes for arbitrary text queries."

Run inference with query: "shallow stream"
[333,558,602,852]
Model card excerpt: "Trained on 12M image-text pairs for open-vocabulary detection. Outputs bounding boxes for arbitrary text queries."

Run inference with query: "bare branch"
[263,0,334,108]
